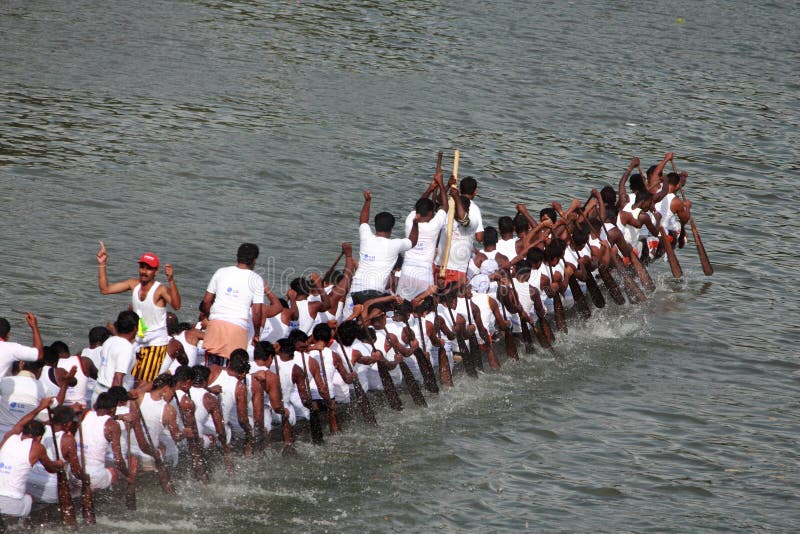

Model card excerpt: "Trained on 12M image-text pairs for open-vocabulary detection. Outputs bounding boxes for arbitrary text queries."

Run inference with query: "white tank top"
[81,411,111,473]
[210,371,239,428]
[188,387,215,436]
[261,314,289,343]
[293,352,321,400]
[58,355,89,406]
[137,394,166,449]
[271,358,299,407]
[473,292,495,339]
[496,238,518,260]
[296,300,319,335]
[658,192,678,232]
[0,434,34,499]
[617,200,641,247]
[174,332,199,368]
[132,281,169,346]
[40,367,61,398]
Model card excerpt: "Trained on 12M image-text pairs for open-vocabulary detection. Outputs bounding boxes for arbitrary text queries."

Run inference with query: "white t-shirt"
[350,223,413,293]
[403,210,447,267]
[469,201,485,236]
[0,341,39,379]
[207,266,265,330]
[96,336,135,389]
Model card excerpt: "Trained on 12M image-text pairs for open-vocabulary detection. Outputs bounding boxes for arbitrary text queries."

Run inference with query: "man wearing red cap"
[96,242,181,383]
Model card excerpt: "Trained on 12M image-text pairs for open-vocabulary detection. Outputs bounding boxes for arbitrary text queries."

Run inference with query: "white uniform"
[0,340,39,380]
[93,336,135,403]
[398,210,448,300]
[658,192,680,232]
[296,300,320,335]
[130,394,166,467]
[0,373,46,436]
[328,342,351,404]
[496,237,518,261]
[132,282,169,347]
[0,434,35,517]
[79,411,115,490]
[270,358,305,424]
[209,370,241,441]
[27,430,71,504]
[58,356,89,406]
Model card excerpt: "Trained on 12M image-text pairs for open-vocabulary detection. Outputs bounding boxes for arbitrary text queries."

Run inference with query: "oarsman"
[496,216,518,260]
[268,339,310,422]
[168,316,203,371]
[0,361,72,437]
[333,320,383,393]
[81,326,110,404]
[290,274,331,335]
[286,330,333,416]
[383,301,423,381]
[309,323,356,406]
[207,349,254,451]
[259,282,289,342]
[316,243,356,325]
[655,171,691,250]
[0,312,43,379]
[459,176,485,244]
[27,405,85,505]
[397,174,448,300]
[129,373,184,469]
[409,289,453,379]
[80,392,129,491]
[435,188,477,285]
[360,295,408,387]
[468,275,511,350]
[50,341,96,407]
[188,365,230,450]
[93,310,139,403]
[96,243,181,383]
[470,226,509,287]
[512,212,531,256]
[0,397,64,519]
[349,190,419,305]
[247,347,292,445]
[200,243,265,365]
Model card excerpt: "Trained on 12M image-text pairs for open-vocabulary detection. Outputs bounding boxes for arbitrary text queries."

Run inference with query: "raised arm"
[359,190,372,225]
[25,312,44,360]
[160,264,181,310]
[617,157,640,209]
[262,283,283,318]
[0,397,53,448]
[96,242,137,295]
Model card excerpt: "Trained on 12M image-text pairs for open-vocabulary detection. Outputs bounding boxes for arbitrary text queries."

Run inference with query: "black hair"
[290,277,310,297]
[572,224,591,248]
[667,172,680,186]
[22,420,45,438]
[374,211,396,233]
[545,239,566,261]
[176,322,193,333]
[646,165,657,178]
[513,213,530,234]
[166,313,179,336]
[325,270,343,286]
[416,296,435,314]
[114,310,139,335]
[600,185,616,207]
[237,243,259,266]
[515,259,532,276]
[254,340,275,362]
[192,365,210,385]
[108,386,129,405]
[50,341,70,357]
[526,247,545,266]
[43,346,60,366]
[88,326,111,346]
[539,207,558,223]
[52,405,75,425]
[287,329,308,346]
[277,338,295,356]
[498,216,514,234]
[483,226,499,246]
[415,198,434,217]
[336,320,360,346]
[312,323,332,343]
[95,392,117,412]
[630,174,645,193]
[460,176,477,195]
[22,360,44,373]
[228,349,251,374]
[605,206,618,222]
[152,373,175,390]
[0,318,9,339]
[173,365,195,384]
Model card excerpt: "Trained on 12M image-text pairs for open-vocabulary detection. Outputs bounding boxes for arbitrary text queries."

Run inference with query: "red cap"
[138,252,159,268]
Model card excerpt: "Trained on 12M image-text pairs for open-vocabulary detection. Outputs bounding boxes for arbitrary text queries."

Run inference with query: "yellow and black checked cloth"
[132,345,168,382]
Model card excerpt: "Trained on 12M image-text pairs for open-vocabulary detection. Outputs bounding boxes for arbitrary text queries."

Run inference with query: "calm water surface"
[1,0,798,531]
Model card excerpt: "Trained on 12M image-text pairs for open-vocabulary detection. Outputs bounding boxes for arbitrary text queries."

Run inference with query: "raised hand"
[164,264,174,281]
[25,312,38,329]
[363,190,371,202]
[96,241,108,265]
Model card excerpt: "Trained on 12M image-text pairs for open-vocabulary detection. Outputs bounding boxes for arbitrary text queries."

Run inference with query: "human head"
[108,386,129,406]
[545,239,565,264]
[539,207,558,224]
[290,277,310,297]
[21,359,44,376]
[629,173,645,194]
[254,341,275,363]
[287,329,309,351]
[513,213,530,234]
[336,321,360,346]
[114,310,139,335]
[483,226,499,247]
[192,365,211,387]
[0,318,10,339]
[166,312,179,336]
[51,405,76,428]
[311,323,332,344]
[95,392,118,412]
[460,177,477,197]
[600,185,616,207]
[667,172,681,186]
[51,341,70,358]
[526,247,545,268]
[138,252,159,269]
[374,212,396,233]
[415,198,434,218]
[173,365,195,391]
[228,349,251,377]
[22,420,45,439]
[498,216,514,235]
[152,373,175,393]
[89,326,111,347]
[43,346,60,366]
[276,338,295,357]
[236,243,259,267]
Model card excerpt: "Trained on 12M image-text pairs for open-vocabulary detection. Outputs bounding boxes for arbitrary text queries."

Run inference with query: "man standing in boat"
[96,242,181,383]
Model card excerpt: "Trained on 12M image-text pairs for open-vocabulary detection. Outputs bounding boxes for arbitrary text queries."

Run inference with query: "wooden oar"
[382,327,426,407]
[464,295,486,372]
[499,299,519,360]
[438,150,460,280]
[125,425,136,510]
[629,247,656,292]
[444,302,477,377]
[610,248,646,303]
[431,151,444,205]
[638,164,683,279]
[429,297,455,388]
[316,349,340,434]
[298,352,324,444]
[335,333,377,425]
[568,275,591,319]
[77,420,96,524]
[507,279,538,351]
[575,209,624,305]
[48,409,77,528]
[547,264,568,333]
[671,159,713,275]
[136,402,174,494]
[322,251,345,284]
[362,327,403,411]
[406,317,439,393]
